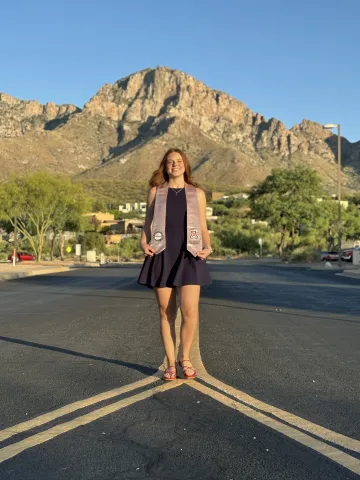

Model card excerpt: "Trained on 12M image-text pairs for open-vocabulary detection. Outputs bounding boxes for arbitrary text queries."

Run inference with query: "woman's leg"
[178,285,200,363]
[154,287,177,367]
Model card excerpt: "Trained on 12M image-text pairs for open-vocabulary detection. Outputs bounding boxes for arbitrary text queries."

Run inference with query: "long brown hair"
[149,148,198,187]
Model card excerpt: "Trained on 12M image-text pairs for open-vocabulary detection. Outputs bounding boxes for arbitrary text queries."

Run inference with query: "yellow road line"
[197,372,360,454]
[0,371,165,442]
[0,380,182,464]
[190,381,360,477]
[184,311,360,454]
[2,303,359,472]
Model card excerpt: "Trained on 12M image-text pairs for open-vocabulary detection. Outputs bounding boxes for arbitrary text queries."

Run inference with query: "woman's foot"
[163,365,177,381]
[179,359,196,379]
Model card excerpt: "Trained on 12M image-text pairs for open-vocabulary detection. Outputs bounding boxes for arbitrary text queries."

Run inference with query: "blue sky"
[1,0,359,141]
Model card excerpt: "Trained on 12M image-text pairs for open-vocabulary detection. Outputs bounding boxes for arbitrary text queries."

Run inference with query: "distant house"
[211,192,225,201]
[105,233,123,245]
[211,192,249,202]
[316,198,349,209]
[119,202,147,214]
[251,219,268,226]
[82,212,118,229]
[46,231,77,241]
[109,218,144,235]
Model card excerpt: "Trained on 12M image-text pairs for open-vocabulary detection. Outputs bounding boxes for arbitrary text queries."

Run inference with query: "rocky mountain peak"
[0,93,80,138]
[0,67,359,191]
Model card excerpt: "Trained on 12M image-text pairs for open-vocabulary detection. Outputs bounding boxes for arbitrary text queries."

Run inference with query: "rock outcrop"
[0,67,359,190]
[0,93,80,138]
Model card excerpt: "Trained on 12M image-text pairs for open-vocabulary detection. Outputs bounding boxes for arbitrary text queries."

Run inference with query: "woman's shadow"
[0,335,158,376]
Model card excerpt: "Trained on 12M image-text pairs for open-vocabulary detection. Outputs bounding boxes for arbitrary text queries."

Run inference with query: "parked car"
[341,247,360,262]
[8,252,36,262]
[321,251,339,262]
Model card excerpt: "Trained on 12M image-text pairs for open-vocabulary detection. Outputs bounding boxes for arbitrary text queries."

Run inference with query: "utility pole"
[323,123,342,267]
[12,216,17,266]
[337,124,342,268]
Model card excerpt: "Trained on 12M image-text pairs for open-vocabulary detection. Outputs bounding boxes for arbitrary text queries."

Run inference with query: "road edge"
[0,266,72,283]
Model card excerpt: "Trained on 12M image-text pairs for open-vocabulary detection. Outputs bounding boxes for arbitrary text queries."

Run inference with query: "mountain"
[1,67,359,192]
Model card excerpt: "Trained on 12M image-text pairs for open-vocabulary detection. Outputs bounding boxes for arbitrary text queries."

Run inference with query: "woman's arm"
[196,188,212,259]
[140,187,156,256]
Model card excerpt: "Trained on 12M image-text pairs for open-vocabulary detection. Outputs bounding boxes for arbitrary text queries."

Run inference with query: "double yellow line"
[1,312,360,476]
[0,374,183,463]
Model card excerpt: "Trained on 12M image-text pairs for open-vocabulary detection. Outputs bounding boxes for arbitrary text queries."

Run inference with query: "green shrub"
[80,232,106,253]
[285,246,319,262]
[118,236,143,260]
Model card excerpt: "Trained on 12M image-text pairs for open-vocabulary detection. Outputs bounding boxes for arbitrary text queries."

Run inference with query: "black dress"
[137,188,212,288]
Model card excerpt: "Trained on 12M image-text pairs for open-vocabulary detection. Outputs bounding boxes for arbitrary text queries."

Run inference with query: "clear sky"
[1,0,359,141]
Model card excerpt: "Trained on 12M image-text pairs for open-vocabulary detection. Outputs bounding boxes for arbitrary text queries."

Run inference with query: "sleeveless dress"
[137,188,212,288]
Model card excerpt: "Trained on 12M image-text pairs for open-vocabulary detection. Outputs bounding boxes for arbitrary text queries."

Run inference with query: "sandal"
[179,360,196,379]
[163,365,177,381]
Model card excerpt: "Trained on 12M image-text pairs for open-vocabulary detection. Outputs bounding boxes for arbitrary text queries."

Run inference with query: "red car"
[8,252,36,262]
[341,247,360,262]
[321,251,339,262]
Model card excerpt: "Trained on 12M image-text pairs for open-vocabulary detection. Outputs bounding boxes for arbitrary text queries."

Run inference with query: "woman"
[137,148,212,381]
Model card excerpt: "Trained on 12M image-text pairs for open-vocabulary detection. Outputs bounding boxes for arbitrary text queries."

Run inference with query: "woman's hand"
[141,243,156,257]
[196,247,212,261]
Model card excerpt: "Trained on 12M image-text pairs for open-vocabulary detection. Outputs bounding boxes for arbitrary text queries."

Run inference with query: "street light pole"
[323,123,342,267]
[337,124,342,268]
[13,216,18,267]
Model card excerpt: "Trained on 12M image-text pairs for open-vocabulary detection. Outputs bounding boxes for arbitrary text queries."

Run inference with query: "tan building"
[105,233,123,245]
[211,191,224,201]
[83,212,118,229]
[109,218,144,235]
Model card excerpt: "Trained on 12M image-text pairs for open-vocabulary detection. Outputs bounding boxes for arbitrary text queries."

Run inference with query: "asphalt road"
[0,262,359,479]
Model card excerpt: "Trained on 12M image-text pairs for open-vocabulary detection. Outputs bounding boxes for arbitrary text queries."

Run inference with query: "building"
[119,202,147,214]
[118,203,216,220]
[211,192,225,201]
[46,231,77,241]
[211,192,249,202]
[251,219,268,226]
[316,198,349,209]
[82,212,118,230]
[109,218,144,235]
[105,233,123,245]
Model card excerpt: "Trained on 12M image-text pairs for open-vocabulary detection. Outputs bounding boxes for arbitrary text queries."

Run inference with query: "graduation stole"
[150,183,202,257]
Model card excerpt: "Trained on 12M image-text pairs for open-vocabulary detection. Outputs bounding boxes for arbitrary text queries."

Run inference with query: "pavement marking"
[190,381,360,476]
[195,372,360,454]
[0,371,166,442]
[179,310,360,460]
[0,380,182,464]
[1,296,359,472]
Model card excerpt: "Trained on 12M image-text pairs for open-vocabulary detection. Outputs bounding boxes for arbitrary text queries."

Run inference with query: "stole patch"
[153,231,163,242]
[190,229,199,240]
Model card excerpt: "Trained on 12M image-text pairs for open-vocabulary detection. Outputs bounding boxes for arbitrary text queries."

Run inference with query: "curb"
[336,272,360,280]
[0,266,71,283]
[68,263,101,268]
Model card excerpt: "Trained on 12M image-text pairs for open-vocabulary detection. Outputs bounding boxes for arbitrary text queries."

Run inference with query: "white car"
[321,251,339,262]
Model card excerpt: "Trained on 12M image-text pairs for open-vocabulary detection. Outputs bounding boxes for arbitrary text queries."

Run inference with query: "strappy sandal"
[163,365,177,381]
[179,360,196,379]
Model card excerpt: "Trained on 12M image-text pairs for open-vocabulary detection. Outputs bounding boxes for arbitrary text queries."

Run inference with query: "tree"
[0,172,91,261]
[81,232,106,253]
[348,193,360,208]
[249,166,323,255]
[300,200,360,251]
[88,216,102,232]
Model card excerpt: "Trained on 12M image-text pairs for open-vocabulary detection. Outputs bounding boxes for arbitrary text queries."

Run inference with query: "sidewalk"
[337,269,360,280]
[0,263,71,282]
